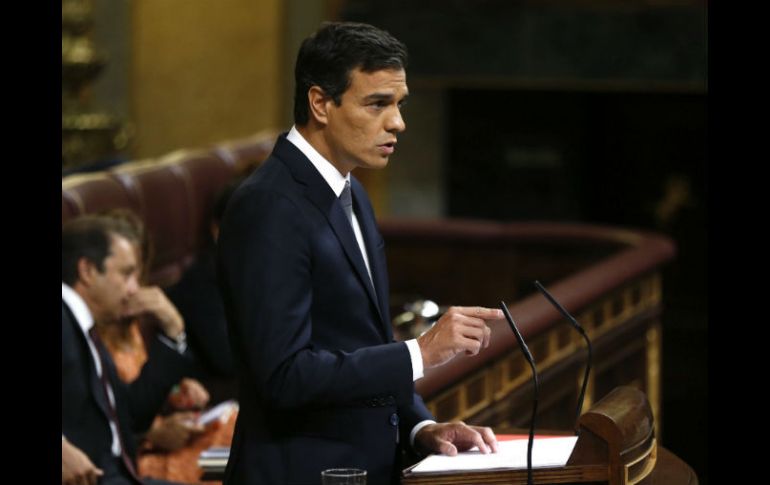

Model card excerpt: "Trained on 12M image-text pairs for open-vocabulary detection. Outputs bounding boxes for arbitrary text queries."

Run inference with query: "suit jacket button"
[390,413,399,426]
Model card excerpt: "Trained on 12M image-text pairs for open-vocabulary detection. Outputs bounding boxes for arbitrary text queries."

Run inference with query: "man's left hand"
[414,421,498,456]
[169,378,210,410]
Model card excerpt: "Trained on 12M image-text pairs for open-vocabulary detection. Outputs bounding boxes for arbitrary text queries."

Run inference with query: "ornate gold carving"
[62,0,129,170]
[646,322,662,439]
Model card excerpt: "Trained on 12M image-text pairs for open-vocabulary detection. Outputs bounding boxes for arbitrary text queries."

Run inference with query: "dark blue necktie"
[88,327,143,483]
[340,180,353,225]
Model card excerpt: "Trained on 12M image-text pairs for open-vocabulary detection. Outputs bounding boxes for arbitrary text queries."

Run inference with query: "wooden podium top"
[401,388,697,485]
[400,445,696,485]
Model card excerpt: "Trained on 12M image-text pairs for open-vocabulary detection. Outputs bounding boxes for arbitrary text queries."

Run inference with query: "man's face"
[85,234,140,323]
[323,67,408,174]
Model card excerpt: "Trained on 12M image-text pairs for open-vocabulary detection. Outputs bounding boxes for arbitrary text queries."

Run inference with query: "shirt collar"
[62,282,94,335]
[286,125,350,197]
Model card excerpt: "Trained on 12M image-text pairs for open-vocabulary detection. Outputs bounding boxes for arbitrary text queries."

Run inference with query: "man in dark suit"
[62,215,193,485]
[217,22,503,485]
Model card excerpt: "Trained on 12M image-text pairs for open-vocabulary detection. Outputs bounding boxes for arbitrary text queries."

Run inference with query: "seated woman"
[97,208,238,484]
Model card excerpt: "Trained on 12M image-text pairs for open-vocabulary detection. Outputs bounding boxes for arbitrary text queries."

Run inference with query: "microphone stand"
[534,280,593,433]
[500,301,538,485]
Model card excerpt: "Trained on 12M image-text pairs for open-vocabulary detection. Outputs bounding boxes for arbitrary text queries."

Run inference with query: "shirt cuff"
[410,419,437,449]
[157,330,187,354]
[405,339,424,381]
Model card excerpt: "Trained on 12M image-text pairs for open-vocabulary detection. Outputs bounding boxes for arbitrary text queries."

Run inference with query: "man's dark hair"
[100,208,152,282]
[293,21,408,125]
[62,214,139,286]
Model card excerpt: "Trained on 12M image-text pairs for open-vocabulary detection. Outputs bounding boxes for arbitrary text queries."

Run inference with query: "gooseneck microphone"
[500,301,537,485]
[533,280,593,433]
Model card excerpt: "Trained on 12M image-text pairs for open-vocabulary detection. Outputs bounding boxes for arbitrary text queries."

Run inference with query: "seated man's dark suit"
[217,134,434,485]
[61,300,192,483]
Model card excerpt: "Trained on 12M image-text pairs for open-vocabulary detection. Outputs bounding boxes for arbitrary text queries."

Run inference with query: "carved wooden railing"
[379,219,675,437]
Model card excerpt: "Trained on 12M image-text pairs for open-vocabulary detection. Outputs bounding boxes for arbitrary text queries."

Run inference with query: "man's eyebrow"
[362,92,409,103]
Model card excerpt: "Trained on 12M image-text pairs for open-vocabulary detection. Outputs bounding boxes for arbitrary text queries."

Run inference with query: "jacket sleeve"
[398,391,436,447]
[124,337,192,432]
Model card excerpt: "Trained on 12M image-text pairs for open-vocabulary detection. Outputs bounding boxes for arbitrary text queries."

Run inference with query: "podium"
[402,386,695,485]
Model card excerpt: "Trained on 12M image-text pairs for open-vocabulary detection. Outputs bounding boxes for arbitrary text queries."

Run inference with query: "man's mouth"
[378,141,397,155]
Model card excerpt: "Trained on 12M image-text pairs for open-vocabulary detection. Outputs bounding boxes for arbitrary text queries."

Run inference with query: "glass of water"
[321,468,367,484]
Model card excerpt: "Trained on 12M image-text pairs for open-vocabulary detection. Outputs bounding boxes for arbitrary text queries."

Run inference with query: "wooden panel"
[399,268,667,433]
[131,0,283,158]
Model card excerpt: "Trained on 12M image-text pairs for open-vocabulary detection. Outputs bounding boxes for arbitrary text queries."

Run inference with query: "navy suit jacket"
[61,300,191,478]
[217,134,434,485]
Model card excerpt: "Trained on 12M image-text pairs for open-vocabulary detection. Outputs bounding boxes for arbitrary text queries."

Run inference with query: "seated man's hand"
[414,421,498,456]
[145,412,205,451]
[168,378,210,410]
[62,437,103,485]
[417,306,502,368]
[123,286,185,339]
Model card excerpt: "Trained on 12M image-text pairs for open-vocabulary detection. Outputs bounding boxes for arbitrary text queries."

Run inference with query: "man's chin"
[348,155,390,172]
[367,156,391,169]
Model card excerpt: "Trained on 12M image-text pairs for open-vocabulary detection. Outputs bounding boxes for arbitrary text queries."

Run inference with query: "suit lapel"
[352,179,392,341]
[63,301,113,423]
[274,136,385,326]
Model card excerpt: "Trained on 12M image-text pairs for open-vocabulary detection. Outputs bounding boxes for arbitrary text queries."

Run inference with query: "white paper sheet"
[196,399,239,426]
[410,436,578,474]
[199,446,230,459]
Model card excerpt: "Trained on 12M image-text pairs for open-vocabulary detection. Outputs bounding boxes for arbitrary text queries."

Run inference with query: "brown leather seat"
[61,133,276,287]
[109,158,197,286]
[210,129,278,177]
[170,149,237,246]
[62,171,138,225]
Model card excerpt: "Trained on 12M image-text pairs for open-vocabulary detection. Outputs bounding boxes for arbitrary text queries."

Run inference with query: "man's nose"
[126,275,140,296]
[386,107,406,133]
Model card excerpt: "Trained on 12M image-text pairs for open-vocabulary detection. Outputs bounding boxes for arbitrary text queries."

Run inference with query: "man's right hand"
[62,438,103,485]
[417,306,503,368]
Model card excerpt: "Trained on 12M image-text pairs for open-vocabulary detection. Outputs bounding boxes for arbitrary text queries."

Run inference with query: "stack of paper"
[197,399,239,426]
[198,446,230,472]
[410,436,578,474]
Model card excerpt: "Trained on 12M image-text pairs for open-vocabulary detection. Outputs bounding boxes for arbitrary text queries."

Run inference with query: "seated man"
[62,215,194,485]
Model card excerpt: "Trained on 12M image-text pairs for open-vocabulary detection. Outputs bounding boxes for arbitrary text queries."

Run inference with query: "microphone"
[533,280,592,433]
[500,301,537,485]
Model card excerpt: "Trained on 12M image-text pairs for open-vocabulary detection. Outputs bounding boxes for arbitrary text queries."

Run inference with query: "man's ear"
[307,86,332,126]
[77,257,96,286]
